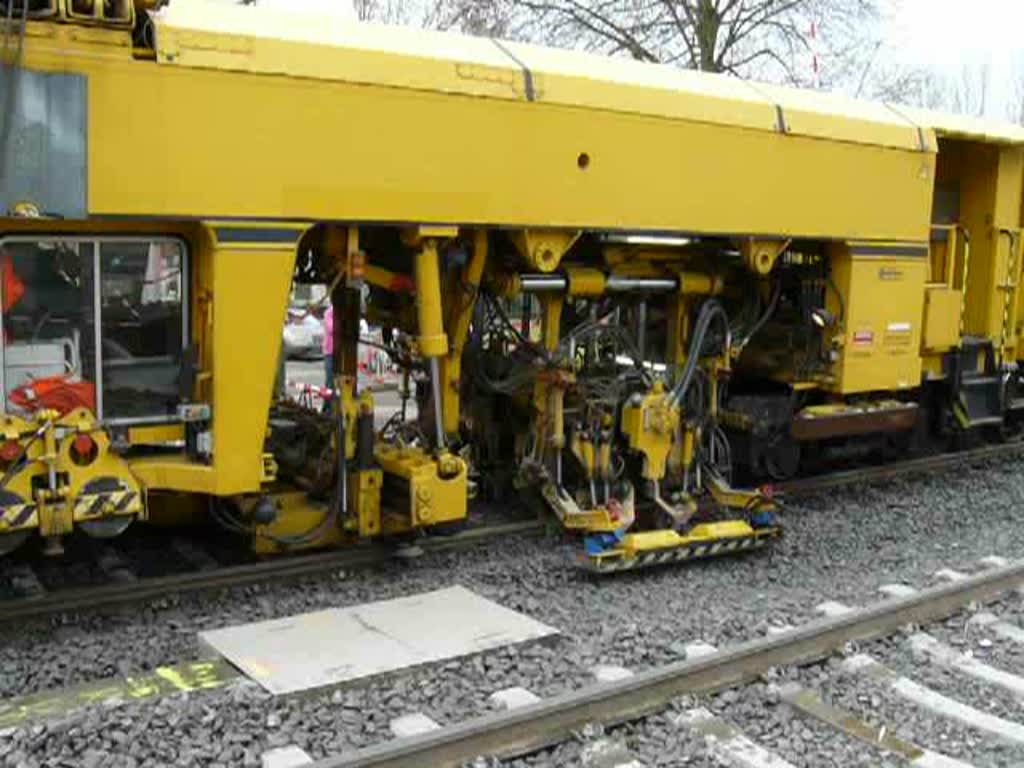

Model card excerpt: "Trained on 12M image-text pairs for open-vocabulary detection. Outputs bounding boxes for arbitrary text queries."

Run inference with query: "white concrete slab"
[908,632,1024,697]
[677,707,796,768]
[914,751,977,768]
[488,686,541,710]
[765,624,794,636]
[978,555,1010,570]
[199,585,558,695]
[877,583,917,599]
[580,738,643,768]
[970,612,1024,645]
[592,665,634,683]
[684,641,719,659]
[842,654,1024,744]
[932,568,968,583]
[261,745,312,768]
[815,601,854,618]
[389,712,440,738]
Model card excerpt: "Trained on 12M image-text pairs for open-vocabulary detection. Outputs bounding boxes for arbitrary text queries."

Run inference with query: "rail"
[315,559,1024,767]
[0,440,1021,622]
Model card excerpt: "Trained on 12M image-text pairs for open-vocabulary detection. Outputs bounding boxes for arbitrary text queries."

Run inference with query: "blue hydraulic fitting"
[749,509,776,529]
[583,529,625,555]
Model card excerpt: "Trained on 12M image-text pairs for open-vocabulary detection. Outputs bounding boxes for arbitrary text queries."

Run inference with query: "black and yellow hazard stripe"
[582,528,782,574]
[0,502,37,531]
[72,490,140,520]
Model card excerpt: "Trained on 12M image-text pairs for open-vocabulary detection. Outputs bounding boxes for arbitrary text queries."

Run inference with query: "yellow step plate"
[580,523,782,574]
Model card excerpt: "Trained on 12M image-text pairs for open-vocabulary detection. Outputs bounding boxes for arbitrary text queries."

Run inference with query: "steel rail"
[0,441,1020,622]
[316,559,1024,768]
[777,441,1024,496]
[0,521,540,622]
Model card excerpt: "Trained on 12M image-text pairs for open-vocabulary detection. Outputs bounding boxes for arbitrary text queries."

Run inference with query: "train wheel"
[76,477,137,539]
[0,489,33,555]
[0,530,29,556]
[761,434,800,481]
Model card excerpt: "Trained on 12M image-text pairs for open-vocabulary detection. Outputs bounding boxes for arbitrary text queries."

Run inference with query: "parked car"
[282,308,324,360]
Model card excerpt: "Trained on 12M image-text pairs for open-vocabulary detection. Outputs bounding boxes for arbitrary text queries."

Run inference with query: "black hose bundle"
[668,299,730,408]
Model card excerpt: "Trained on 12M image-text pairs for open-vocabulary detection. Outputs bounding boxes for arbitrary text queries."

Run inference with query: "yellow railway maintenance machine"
[1,1,1021,572]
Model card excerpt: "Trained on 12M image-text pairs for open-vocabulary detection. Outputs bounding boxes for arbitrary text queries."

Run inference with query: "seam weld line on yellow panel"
[489,38,534,102]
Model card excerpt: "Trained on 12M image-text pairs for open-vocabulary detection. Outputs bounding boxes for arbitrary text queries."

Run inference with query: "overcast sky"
[885,0,1024,117]
[220,0,1024,118]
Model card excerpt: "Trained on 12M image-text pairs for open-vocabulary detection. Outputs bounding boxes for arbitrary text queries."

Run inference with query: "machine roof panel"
[748,82,928,151]
[154,0,929,151]
[154,1,526,100]
[897,106,1024,145]
[494,39,777,133]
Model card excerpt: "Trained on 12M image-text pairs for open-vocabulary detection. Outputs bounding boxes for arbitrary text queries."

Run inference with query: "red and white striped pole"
[810,20,821,89]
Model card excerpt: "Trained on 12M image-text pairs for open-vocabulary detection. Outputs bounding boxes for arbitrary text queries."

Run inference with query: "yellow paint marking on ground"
[0,659,240,730]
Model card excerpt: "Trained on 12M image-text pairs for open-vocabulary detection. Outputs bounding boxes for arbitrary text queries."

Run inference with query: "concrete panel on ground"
[198,585,558,695]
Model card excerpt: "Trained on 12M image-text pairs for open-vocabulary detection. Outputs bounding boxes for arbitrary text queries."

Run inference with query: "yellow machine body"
[2,3,1024,568]
[825,244,928,394]
[374,447,468,531]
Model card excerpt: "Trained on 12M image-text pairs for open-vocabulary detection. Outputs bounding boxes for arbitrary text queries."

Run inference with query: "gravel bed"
[985,597,1024,640]
[797,652,1024,767]
[500,713,715,767]
[866,626,1024,742]
[920,604,1024,682]
[2,456,1024,766]
[703,678,891,767]
[503,678,900,767]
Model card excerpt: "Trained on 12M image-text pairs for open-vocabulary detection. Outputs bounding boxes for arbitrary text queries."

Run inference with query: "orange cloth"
[9,375,96,416]
[1,253,24,313]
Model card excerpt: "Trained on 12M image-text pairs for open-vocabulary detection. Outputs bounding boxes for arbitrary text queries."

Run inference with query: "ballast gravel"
[801,652,1024,767]
[3,456,1024,766]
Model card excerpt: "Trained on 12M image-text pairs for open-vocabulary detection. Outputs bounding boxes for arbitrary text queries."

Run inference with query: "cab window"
[0,237,187,423]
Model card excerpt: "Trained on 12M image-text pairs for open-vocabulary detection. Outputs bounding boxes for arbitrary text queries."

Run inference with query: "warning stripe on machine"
[73,491,139,519]
[0,503,38,530]
[584,532,778,574]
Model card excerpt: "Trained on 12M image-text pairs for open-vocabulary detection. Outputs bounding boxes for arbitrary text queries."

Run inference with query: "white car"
[282,310,324,359]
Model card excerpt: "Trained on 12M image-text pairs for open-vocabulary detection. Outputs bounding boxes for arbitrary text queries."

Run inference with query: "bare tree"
[353,0,424,24]
[874,63,993,118]
[1009,58,1024,125]
[350,0,510,33]
[947,63,990,117]
[447,0,883,85]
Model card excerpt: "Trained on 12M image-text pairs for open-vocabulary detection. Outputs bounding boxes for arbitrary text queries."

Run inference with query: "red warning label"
[852,330,874,346]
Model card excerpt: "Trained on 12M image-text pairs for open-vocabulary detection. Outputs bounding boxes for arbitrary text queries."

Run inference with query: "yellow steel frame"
[9,7,1024,561]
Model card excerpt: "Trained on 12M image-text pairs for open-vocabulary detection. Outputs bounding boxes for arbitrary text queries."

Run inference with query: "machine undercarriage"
[1,221,1021,574]
[252,228,792,572]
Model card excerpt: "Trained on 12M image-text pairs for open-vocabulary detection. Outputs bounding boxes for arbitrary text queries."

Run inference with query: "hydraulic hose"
[736,278,781,349]
[668,299,729,408]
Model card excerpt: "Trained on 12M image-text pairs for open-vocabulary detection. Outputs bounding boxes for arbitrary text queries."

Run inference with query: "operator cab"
[0,236,187,430]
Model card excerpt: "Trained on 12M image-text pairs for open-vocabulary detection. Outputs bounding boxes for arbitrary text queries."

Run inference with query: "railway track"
[314,559,1024,767]
[0,440,1020,623]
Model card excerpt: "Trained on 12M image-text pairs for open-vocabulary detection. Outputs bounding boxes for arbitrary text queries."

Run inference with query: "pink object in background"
[322,305,334,356]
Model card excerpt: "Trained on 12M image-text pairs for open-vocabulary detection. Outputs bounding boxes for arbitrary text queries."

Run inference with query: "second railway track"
[0,440,1020,623]
[315,559,1024,767]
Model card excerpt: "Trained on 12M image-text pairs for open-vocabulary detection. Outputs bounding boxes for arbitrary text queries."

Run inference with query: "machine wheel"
[761,433,800,481]
[0,490,32,555]
[0,530,29,556]
[77,477,137,539]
